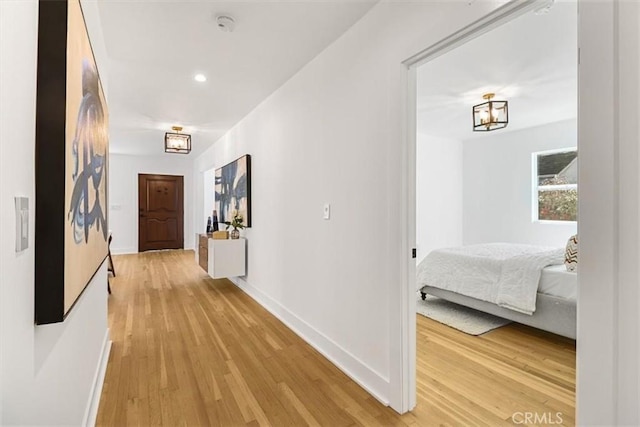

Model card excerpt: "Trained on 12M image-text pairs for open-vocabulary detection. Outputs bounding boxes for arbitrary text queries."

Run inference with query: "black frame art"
[215,155,252,228]
[34,0,109,324]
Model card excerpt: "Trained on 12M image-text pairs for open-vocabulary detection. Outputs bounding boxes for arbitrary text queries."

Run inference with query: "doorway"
[400,0,579,416]
[138,173,184,252]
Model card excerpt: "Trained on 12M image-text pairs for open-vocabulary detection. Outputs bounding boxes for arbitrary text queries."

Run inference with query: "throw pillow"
[565,234,578,272]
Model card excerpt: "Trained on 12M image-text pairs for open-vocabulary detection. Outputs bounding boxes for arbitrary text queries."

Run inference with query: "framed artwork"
[34,0,109,324]
[215,155,251,227]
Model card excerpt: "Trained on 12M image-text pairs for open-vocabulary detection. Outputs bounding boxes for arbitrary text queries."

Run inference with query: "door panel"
[139,174,184,252]
[146,218,178,242]
[147,179,178,211]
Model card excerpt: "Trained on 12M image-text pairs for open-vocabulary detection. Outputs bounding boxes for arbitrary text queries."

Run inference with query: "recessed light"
[194,74,207,82]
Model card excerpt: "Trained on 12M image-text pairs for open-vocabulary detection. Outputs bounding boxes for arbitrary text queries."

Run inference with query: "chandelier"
[472,93,508,131]
[164,126,191,154]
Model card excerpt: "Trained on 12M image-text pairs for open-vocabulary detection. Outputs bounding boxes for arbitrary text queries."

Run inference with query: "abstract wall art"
[35,0,109,324]
[215,155,251,228]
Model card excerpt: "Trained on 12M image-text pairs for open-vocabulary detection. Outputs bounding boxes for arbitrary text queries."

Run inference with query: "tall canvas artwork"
[215,155,251,227]
[35,0,109,324]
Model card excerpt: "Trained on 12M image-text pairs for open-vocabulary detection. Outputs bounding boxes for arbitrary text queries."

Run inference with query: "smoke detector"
[216,15,236,33]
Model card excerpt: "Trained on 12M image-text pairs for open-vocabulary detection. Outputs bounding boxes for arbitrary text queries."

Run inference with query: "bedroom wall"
[416,133,463,263]
[108,153,195,254]
[463,119,577,248]
[0,1,110,424]
[193,0,503,409]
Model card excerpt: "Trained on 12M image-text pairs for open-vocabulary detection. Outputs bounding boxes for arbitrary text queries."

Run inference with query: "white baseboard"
[110,247,137,255]
[112,246,195,255]
[82,329,112,427]
[229,276,390,405]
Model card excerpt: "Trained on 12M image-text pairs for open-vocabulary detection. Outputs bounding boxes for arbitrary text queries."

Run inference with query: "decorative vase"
[212,210,219,232]
[230,229,240,239]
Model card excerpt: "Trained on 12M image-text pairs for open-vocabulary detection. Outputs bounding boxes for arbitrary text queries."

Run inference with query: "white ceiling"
[98,0,378,157]
[417,1,577,142]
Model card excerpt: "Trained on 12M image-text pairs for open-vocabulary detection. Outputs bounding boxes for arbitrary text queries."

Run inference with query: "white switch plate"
[323,203,330,220]
[15,197,28,252]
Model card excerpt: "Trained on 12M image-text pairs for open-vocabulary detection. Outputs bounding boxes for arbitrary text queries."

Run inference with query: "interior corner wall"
[416,133,463,263]
[194,0,501,409]
[108,153,195,254]
[463,119,578,248]
[0,1,109,425]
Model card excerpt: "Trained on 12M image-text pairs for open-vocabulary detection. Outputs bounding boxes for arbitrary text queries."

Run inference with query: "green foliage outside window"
[538,188,577,221]
[536,150,577,222]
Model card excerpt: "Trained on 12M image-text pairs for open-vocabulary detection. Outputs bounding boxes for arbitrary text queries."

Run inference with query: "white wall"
[463,119,577,247]
[416,134,463,263]
[108,153,195,254]
[201,168,216,233]
[0,1,109,424]
[193,0,503,410]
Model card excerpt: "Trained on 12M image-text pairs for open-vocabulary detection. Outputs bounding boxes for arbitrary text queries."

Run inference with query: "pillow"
[564,234,578,272]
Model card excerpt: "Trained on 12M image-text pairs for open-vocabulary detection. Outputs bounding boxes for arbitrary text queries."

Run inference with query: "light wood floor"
[97,250,575,426]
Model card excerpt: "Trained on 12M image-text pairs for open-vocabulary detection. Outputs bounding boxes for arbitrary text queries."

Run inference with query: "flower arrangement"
[224,211,245,231]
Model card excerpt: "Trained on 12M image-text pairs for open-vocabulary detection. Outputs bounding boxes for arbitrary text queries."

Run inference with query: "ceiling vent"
[216,15,236,33]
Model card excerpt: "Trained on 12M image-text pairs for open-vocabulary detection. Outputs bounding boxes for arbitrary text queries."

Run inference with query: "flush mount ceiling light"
[164,126,191,154]
[194,73,207,82]
[472,93,509,132]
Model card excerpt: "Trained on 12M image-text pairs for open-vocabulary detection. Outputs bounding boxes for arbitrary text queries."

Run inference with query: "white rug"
[416,295,511,336]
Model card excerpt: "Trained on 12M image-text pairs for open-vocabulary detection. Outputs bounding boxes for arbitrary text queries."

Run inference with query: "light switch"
[15,197,28,252]
[323,203,330,220]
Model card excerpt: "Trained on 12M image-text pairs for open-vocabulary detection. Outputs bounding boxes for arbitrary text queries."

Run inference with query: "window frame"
[532,147,578,224]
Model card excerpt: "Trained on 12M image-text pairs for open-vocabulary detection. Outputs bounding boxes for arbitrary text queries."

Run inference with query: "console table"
[196,234,246,279]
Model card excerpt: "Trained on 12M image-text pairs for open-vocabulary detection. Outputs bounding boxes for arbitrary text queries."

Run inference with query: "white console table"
[196,234,246,279]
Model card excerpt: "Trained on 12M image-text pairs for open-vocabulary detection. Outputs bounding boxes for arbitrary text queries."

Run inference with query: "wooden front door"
[138,174,184,252]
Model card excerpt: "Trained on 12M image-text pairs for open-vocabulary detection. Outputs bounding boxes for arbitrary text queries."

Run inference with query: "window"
[533,148,577,222]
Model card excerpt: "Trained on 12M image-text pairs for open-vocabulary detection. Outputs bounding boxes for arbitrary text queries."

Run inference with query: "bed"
[417,243,577,339]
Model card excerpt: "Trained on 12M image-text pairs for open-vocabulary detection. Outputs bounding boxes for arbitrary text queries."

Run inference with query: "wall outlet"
[323,203,331,220]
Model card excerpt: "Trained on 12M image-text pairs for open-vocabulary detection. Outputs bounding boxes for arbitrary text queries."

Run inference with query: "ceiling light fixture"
[472,93,509,131]
[194,74,207,82]
[164,126,191,154]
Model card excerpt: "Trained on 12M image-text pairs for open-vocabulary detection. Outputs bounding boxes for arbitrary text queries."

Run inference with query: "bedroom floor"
[416,312,576,425]
[97,250,575,426]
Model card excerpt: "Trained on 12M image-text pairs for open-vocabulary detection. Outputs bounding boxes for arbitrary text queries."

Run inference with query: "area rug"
[416,294,511,335]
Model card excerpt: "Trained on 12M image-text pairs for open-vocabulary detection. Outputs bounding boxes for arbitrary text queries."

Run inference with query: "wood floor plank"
[97,250,575,426]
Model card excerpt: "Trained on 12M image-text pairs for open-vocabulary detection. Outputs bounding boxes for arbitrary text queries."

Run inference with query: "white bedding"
[539,264,577,301]
[416,243,565,315]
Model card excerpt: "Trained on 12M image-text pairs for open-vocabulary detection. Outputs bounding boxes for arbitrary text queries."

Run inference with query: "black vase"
[212,210,219,232]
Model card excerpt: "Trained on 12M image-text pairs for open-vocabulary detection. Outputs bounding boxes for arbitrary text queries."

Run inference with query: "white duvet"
[416,243,565,315]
